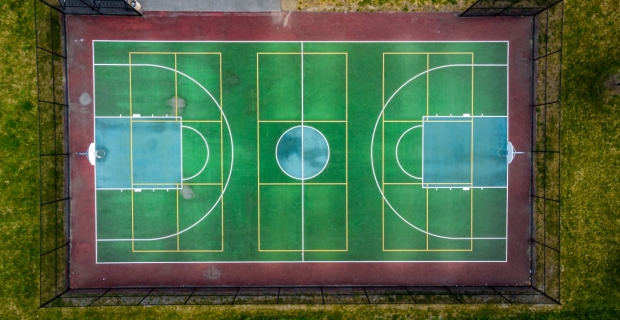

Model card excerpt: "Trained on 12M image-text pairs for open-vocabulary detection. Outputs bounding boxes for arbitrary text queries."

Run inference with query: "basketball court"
[67,12,532,287]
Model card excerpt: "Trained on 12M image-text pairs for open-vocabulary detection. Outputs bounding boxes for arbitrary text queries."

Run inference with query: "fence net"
[36,0,70,307]
[37,0,563,307]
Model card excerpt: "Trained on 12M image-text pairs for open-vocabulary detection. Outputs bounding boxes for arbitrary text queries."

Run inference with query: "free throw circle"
[276,125,330,180]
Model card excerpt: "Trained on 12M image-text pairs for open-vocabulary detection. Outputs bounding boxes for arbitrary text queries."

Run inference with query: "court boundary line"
[94,258,508,264]
[91,41,511,263]
[94,40,510,43]
[256,49,349,254]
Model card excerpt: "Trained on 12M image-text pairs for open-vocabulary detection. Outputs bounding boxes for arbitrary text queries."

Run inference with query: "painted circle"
[395,125,423,180]
[276,126,330,180]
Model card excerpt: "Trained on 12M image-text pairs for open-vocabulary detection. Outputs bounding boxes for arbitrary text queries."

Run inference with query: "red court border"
[67,12,532,288]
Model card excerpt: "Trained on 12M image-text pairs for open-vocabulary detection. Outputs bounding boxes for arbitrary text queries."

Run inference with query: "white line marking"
[274,125,330,181]
[395,125,423,180]
[506,41,510,259]
[93,41,98,262]
[95,256,508,264]
[95,116,181,119]
[301,42,304,261]
[94,63,234,242]
[371,63,508,240]
[94,40,510,43]
[181,125,210,181]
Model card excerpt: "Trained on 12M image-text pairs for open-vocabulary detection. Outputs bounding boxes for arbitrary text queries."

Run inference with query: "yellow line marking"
[256,52,347,55]
[133,249,224,252]
[345,52,349,251]
[471,188,474,250]
[383,249,473,252]
[257,53,261,251]
[427,53,429,116]
[258,120,346,123]
[384,52,475,55]
[129,52,222,54]
[472,53,475,115]
[260,182,346,186]
[133,182,178,189]
[258,249,348,252]
[424,182,472,185]
[379,51,485,253]
[423,120,473,123]
[131,120,180,123]
[131,189,134,252]
[381,52,385,251]
[183,183,222,186]
[176,188,179,251]
[219,52,224,252]
[181,120,222,123]
[471,123,474,198]
[470,52,475,252]
[174,53,178,118]
[256,51,349,252]
[384,182,423,185]
[129,53,132,115]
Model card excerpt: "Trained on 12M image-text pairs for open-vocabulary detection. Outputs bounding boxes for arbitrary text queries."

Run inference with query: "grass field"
[2,0,620,318]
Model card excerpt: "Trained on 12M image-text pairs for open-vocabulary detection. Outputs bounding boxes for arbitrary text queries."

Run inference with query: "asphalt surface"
[137,0,281,12]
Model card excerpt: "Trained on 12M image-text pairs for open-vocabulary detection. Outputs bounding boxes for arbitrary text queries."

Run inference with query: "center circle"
[276,125,330,180]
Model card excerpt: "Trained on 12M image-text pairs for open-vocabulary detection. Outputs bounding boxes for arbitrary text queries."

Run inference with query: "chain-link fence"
[44,286,558,307]
[463,0,564,305]
[461,0,562,16]
[530,0,563,305]
[40,0,142,15]
[35,0,70,308]
[37,0,563,307]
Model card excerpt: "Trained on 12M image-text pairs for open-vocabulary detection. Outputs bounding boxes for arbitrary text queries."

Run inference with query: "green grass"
[2,0,620,318]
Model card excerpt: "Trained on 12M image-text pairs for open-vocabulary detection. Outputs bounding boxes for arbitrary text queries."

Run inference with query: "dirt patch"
[298,0,469,12]
[605,72,620,96]
[167,96,186,109]
[180,185,195,199]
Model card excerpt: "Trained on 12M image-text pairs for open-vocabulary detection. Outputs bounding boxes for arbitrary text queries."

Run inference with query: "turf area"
[92,41,509,263]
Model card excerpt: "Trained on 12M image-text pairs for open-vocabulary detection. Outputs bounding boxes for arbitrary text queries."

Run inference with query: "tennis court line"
[260,182,346,186]
[381,53,385,251]
[256,52,347,122]
[132,187,224,253]
[256,48,349,255]
[374,63,508,243]
[175,54,178,117]
[219,52,224,253]
[259,120,346,123]
[95,116,182,119]
[95,62,234,245]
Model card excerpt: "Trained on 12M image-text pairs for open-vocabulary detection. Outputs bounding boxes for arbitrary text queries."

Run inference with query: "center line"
[301,42,305,262]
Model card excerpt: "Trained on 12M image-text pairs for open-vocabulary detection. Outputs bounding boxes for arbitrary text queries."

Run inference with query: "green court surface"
[93,41,510,263]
